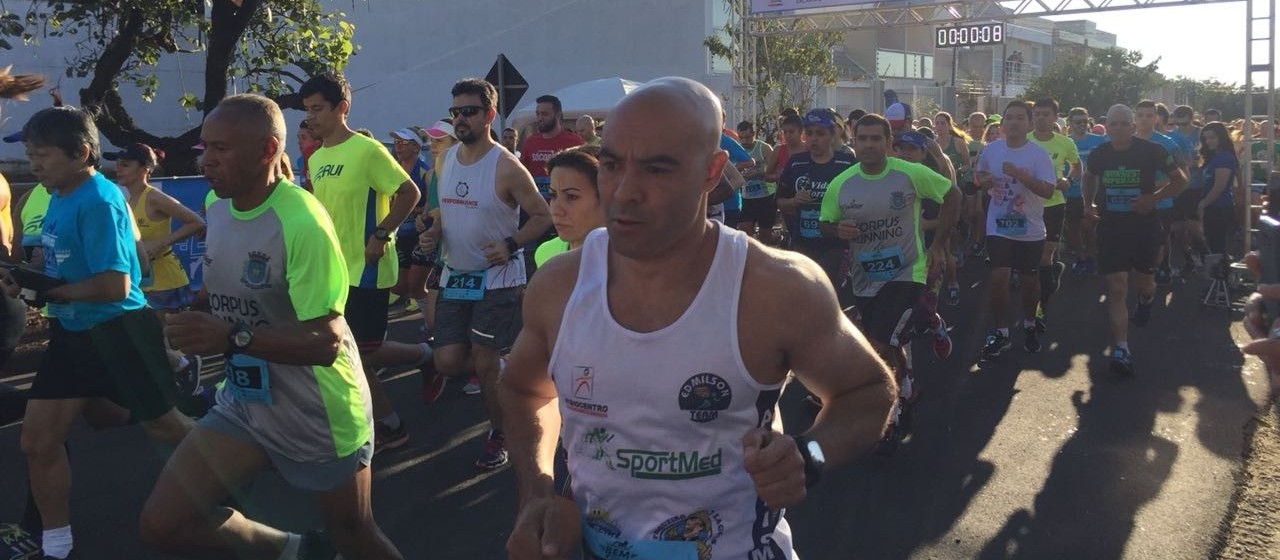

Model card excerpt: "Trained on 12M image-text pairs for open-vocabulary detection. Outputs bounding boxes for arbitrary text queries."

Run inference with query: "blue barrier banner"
[151,176,212,292]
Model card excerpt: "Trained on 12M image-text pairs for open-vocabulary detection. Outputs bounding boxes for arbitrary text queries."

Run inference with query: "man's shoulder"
[742,241,832,312]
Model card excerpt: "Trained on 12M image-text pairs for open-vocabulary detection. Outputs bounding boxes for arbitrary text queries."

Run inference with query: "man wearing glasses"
[429,78,551,469]
[300,72,432,455]
[1065,107,1108,275]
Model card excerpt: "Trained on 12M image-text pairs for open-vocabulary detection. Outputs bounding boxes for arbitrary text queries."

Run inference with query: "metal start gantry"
[734,0,1275,253]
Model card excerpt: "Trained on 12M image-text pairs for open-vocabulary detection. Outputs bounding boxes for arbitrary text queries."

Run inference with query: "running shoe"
[420,370,446,405]
[1154,265,1172,286]
[462,375,482,395]
[1110,346,1134,375]
[981,330,1012,361]
[945,283,960,306]
[1023,325,1041,353]
[1131,299,1153,327]
[405,298,420,312]
[475,431,509,470]
[388,292,401,305]
[1034,305,1047,334]
[933,317,953,359]
[373,421,409,455]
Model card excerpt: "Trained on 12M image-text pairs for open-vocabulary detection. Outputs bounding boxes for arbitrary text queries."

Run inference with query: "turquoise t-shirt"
[1068,134,1108,199]
[42,172,147,331]
[1147,132,1183,210]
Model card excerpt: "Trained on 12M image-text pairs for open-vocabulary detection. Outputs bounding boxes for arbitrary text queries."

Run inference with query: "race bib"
[224,353,272,405]
[583,521,699,560]
[1105,187,1140,212]
[799,207,821,239]
[857,247,905,282]
[442,267,486,301]
[743,179,769,199]
[995,211,1028,237]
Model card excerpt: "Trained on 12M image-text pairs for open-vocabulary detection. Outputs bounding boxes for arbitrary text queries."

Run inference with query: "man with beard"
[520,94,585,200]
[502,76,893,560]
[431,78,552,469]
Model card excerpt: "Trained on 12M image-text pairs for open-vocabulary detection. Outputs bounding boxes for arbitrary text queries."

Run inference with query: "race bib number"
[442,267,486,301]
[1105,188,1140,212]
[995,211,1028,237]
[857,247,905,282]
[743,179,769,199]
[799,207,821,239]
[224,353,272,405]
[583,521,698,560]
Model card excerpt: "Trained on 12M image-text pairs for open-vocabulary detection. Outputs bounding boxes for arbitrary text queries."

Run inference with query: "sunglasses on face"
[449,105,484,118]
[393,139,419,146]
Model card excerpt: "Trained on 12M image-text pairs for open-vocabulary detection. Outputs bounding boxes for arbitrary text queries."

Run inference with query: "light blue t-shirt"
[1147,132,1182,210]
[42,172,147,331]
[721,134,752,213]
[1168,128,1203,189]
[1068,133,1108,199]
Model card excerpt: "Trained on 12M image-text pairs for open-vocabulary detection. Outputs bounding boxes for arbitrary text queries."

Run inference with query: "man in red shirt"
[519,94,584,199]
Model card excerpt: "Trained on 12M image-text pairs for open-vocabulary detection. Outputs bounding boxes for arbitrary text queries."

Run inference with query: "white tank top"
[438,143,526,289]
[550,224,795,560]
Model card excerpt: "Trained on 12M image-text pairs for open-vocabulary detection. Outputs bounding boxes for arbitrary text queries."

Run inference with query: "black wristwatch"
[792,435,826,488]
[504,236,519,256]
[227,323,254,353]
[373,227,392,242]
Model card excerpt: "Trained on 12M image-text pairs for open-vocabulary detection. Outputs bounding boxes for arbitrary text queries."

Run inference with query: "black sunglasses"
[449,105,484,118]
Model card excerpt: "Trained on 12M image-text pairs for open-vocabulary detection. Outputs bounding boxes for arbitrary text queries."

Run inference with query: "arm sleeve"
[80,202,136,275]
[283,198,350,321]
[366,141,413,196]
[721,136,753,164]
[908,162,953,203]
[819,177,844,223]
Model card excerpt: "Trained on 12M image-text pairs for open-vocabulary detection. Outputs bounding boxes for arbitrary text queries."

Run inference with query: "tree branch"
[203,0,261,116]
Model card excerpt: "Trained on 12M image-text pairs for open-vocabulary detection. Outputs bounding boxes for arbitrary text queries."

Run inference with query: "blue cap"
[894,130,928,150]
[1,132,21,143]
[803,108,838,130]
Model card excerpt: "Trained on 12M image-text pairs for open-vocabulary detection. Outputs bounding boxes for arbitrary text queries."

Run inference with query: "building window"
[878,49,933,79]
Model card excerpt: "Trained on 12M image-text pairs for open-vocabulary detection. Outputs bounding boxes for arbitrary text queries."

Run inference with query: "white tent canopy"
[508,77,642,130]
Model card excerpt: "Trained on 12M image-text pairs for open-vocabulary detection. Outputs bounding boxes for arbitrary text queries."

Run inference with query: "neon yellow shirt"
[1029,132,1080,207]
[534,237,571,267]
[308,134,411,289]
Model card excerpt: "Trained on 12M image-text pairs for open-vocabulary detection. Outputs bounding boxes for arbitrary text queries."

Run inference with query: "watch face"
[234,330,253,347]
[806,440,826,466]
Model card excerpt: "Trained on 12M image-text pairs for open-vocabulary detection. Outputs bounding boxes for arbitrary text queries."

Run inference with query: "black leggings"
[1203,205,1236,254]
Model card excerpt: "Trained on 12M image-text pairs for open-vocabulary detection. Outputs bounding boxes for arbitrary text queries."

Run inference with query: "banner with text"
[750,0,885,15]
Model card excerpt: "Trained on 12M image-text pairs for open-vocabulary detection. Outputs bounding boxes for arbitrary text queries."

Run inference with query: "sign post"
[485,54,529,134]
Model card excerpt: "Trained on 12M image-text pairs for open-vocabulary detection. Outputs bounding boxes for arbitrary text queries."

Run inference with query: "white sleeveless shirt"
[550,224,795,560]
[438,143,526,289]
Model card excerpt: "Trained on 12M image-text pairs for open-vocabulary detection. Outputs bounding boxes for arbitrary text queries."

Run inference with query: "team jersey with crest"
[550,225,794,560]
[820,158,952,297]
[204,179,373,462]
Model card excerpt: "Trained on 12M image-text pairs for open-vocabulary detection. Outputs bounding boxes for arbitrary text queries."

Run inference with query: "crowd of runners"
[0,62,1276,559]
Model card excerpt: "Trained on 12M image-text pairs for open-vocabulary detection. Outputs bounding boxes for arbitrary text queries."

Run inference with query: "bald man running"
[502,77,895,560]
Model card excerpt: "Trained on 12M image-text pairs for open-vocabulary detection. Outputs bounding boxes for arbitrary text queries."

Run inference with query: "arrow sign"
[485,54,529,123]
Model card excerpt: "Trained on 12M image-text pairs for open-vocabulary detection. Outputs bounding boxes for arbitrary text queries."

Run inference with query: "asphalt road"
[0,260,1267,559]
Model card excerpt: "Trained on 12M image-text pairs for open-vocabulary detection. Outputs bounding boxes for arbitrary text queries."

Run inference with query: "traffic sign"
[485,54,529,120]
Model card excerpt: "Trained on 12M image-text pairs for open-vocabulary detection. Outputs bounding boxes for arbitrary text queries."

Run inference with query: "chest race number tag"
[744,179,768,199]
[443,268,486,301]
[1106,187,1141,212]
[224,353,272,405]
[857,247,905,282]
[995,212,1028,237]
[799,207,821,239]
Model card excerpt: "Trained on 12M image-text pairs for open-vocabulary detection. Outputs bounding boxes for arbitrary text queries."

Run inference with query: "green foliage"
[706,0,842,122]
[0,0,356,106]
[1025,47,1163,117]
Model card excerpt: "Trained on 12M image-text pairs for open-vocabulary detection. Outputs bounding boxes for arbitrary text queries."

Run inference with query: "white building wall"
[0,0,731,163]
